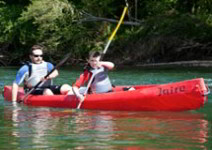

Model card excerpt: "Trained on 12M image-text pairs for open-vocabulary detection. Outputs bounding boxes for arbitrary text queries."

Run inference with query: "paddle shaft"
[103,6,128,55]
[76,70,98,109]
[77,6,128,109]
[18,52,71,103]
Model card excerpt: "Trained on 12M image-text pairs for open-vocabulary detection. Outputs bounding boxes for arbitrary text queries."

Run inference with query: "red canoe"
[3,78,209,111]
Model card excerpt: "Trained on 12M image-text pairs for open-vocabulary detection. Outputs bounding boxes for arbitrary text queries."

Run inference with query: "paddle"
[18,52,71,103]
[76,5,128,109]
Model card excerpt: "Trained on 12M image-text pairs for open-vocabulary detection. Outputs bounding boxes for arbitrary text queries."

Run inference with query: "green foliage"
[175,0,212,14]
[136,14,212,41]
[206,14,212,26]
[2,0,30,5]
[74,0,124,17]
[18,0,79,54]
[1,0,212,65]
[0,2,23,42]
[113,5,212,63]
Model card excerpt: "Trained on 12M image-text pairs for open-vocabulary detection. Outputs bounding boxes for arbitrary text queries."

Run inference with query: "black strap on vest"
[23,61,32,90]
[25,61,32,78]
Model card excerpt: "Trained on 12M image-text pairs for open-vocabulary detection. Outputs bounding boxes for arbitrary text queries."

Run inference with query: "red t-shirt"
[74,70,92,88]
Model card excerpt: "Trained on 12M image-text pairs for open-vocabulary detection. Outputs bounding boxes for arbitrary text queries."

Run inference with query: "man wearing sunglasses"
[12,44,71,101]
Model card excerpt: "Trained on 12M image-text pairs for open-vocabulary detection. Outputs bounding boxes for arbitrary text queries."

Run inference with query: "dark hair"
[30,45,44,55]
[89,51,102,58]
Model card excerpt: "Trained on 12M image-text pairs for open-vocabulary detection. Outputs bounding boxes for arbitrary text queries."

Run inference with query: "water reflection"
[4,105,208,150]
[11,102,22,137]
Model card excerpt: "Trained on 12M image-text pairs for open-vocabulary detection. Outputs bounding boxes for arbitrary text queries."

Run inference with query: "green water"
[0,66,212,150]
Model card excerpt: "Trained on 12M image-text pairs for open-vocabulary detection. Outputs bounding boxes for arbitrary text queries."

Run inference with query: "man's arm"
[72,86,85,102]
[12,82,19,101]
[99,61,115,70]
[71,72,90,101]
[46,69,59,80]
[46,62,59,79]
[12,65,28,101]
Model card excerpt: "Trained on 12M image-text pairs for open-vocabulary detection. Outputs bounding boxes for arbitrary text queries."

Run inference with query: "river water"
[0,66,212,150]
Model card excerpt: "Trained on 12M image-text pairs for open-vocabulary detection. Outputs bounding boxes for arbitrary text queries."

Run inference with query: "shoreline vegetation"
[0,0,212,68]
[1,53,212,69]
[135,60,212,68]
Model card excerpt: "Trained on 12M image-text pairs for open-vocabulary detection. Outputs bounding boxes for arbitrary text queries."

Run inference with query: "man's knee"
[60,84,73,95]
[43,88,54,95]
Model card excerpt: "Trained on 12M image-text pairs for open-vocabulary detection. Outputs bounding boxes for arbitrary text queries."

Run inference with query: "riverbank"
[135,60,212,68]
[1,57,212,69]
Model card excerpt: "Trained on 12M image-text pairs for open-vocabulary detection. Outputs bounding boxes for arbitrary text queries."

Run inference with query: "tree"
[18,0,78,53]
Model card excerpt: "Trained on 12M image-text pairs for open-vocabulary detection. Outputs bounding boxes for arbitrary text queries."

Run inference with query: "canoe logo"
[158,85,185,96]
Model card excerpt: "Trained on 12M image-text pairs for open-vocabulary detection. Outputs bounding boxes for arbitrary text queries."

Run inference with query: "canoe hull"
[3,78,208,111]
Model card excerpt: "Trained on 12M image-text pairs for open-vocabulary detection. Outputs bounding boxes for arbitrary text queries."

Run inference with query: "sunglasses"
[32,54,43,58]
